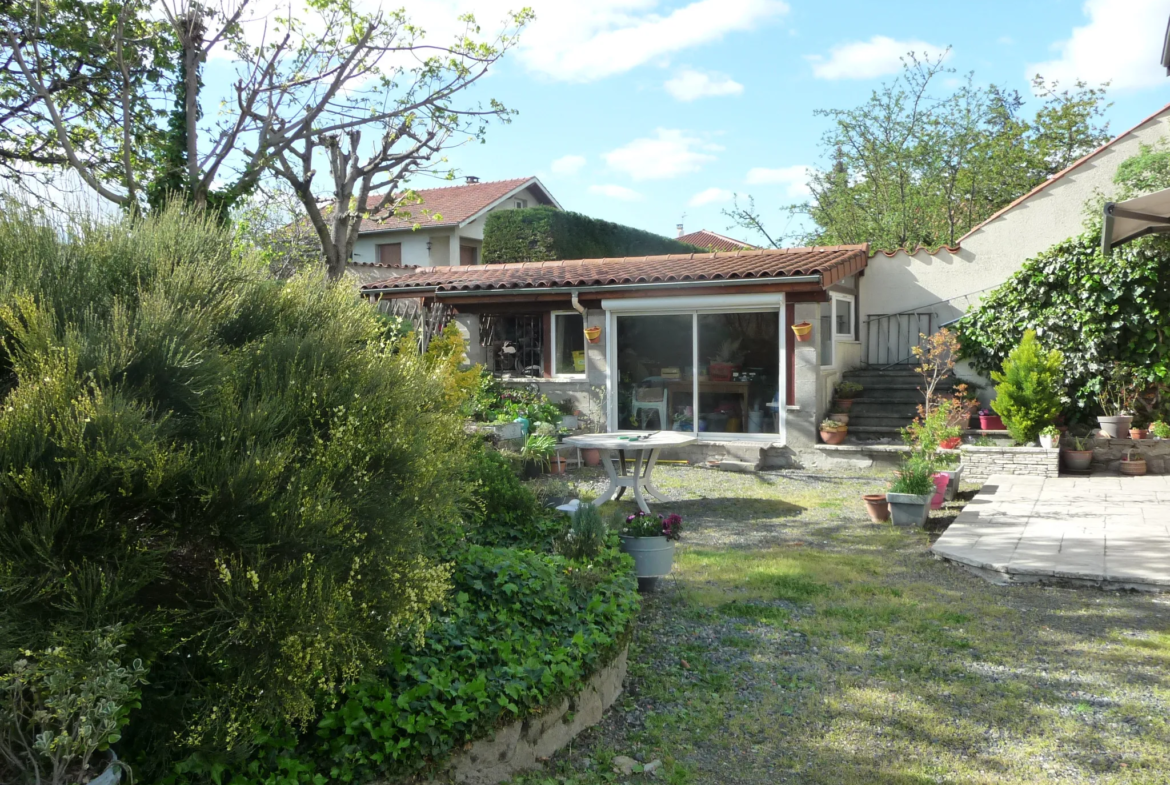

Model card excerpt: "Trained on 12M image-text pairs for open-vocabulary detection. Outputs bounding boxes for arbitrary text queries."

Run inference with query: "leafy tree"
[727,55,1111,251]
[990,330,1065,444]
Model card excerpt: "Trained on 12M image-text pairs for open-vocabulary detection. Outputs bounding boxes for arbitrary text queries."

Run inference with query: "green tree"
[989,331,1066,444]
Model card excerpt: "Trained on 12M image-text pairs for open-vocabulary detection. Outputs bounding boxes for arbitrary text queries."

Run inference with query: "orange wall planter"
[791,322,813,342]
[584,326,602,344]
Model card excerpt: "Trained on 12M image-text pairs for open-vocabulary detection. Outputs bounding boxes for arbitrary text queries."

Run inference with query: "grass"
[512,466,1170,785]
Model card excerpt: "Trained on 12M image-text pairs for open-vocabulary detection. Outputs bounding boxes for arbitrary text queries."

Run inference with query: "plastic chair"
[632,380,668,429]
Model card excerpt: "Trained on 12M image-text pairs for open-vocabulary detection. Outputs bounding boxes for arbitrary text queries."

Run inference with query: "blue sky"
[371,0,1170,245]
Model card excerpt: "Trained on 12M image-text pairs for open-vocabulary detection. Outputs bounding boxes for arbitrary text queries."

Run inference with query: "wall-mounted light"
[426,239,433,252]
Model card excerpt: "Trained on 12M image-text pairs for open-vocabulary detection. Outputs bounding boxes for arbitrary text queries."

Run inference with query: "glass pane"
[553,313,585,375]
[616,314,694,432]
[835,299,853,336]
[820,310,833,367]
[697,312,780,434]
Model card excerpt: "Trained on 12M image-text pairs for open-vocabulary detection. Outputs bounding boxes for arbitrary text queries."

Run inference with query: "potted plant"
[584,325,602,343]
[939,435,962,450]
[708,339,744,382]
[978,409,1005,430]
[1061,435,1094,472]
[1097,365,1136,438]
[830,411,851,425]
[791,321,813,342]
[835,381,864,400]
[1120,448,1147,476]
[862,493,890,522]
[1130,425,1147,440]
[819,418,849,445]
[887,459,936,527]
[617,510,682,590]
[521,433,557,477]
[1151,421,1170,440]
[1039,425,1061,449]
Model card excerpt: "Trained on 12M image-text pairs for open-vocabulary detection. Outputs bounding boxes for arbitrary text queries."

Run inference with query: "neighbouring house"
[349,176,560,270]
[361,245,866,467]
[676,228,757,251]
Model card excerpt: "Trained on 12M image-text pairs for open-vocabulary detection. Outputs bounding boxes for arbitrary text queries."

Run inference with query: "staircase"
[840,367,948,442]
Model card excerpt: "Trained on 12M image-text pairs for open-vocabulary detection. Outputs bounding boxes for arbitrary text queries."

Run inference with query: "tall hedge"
[482,206,701,263]
[955,232,1170,419]
[0,205,472,776]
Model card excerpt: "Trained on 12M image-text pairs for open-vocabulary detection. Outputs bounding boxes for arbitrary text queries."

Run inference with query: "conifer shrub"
[990,330,1065,445]
[0,206,472,775]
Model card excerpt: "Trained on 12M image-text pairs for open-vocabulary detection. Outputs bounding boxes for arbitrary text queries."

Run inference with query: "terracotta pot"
[1121,457,1147,477]
[820,428,847,445]
[979,414,1005,431]
[549,455,568,475]
[862,494,890,522]
[830,412,850,425]
[582,448,601,467]
[584,326,602,344]
[791,322,813,342]
[939,436,962,450]
[1062,449,1093,472]
[835,398,854,412]
[1130,428,1147,440]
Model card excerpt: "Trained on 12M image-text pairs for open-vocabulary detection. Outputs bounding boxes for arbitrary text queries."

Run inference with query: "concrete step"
[846,415,918,427]
[844,403,921,418]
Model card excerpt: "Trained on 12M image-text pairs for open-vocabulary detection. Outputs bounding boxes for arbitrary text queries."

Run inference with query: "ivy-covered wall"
[482,206,701,263]
[955,232,1170,419]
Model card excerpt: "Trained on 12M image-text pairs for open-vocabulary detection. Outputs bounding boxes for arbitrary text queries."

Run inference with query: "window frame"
[550,310,587,379]
[514,198,528,209]
[833,293,856,340]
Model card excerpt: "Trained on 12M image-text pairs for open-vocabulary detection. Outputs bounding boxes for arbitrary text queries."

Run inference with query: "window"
[460,245,478,265]
[552,312,586,377]
[514,198,528,209]
[479,314,543,377]
[834,294,855,339]
[820,294,855,367]
[377,242,402,265]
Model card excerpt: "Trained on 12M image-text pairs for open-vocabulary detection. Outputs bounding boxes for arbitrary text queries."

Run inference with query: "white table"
[564,432,697,513]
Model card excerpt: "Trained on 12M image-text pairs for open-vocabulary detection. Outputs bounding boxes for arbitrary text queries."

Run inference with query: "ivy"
[955,232,1170,420]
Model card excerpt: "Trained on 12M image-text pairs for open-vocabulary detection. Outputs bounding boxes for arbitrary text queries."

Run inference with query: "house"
[676,228,757,251]
[349,176,560,269]
[361,245,866,467]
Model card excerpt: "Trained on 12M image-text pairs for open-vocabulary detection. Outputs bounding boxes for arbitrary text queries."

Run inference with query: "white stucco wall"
[856,107,1170,370]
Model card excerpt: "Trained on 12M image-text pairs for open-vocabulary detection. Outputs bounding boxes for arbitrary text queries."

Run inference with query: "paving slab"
[932,474,1170,592]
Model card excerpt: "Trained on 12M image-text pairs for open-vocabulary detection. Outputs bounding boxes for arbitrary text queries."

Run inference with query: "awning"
[1102,188,1170,255]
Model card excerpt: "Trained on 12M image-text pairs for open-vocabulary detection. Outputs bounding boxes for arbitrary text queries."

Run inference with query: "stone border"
[959,444,1058,481]
[432,646,628,785]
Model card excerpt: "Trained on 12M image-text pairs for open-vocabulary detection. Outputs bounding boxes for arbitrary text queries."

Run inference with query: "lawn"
[516,466,1170,785]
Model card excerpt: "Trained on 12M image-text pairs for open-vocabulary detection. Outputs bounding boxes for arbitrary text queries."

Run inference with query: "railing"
[862,287,994,368]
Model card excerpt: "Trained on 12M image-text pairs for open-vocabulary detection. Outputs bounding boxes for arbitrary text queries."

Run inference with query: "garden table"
[563,432,697,513]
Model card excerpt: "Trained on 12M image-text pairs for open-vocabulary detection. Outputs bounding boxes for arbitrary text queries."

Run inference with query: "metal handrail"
[862,286,994,368]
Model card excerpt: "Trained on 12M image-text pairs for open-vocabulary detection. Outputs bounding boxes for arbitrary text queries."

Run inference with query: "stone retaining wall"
[432,647,628,785]
[1089,438,1170,474]
[960,445,1059,482]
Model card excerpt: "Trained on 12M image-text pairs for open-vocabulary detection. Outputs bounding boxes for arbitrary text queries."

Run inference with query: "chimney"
[465,175,480,184]
[676,223,684,238]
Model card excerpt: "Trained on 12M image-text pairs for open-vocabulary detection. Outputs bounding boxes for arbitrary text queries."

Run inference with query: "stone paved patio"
[931,474,1170,591]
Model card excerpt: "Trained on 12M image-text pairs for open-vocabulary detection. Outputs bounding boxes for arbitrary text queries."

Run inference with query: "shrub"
[990,330,1065,444]
[902,399,961,453]
[556,503,607,561]
[482,206,700,263]
[464,447,562,549]
[0,206,471,775]
[890,460,935,496]
[0,627,146,785]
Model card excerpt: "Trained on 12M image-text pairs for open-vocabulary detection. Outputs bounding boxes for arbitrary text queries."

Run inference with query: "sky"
[212,0,1170,246]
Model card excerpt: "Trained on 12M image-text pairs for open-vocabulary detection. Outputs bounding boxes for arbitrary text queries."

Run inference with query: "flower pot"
[937,466,963,501]
[1130,428,1147,440]
[582,447,601,467]
[560,414,579,429]
[979,414,1005,430]
[1039,434,1059,449]
[1121,457,1147,477]
[584,326,602,344]
[549,455,568,475]
[820,428,847,445]
[619,535,675,579]
[830,412,850,425]
[1062,449,1093,472]
[930,472,949,509]
[886,492,931,527]
[834,398,854,411]
[791,322,813,342]
[91,752,122,785]
[1097,415,1132,439]
[862,493,890,522]
[939,436,962,450]
[709,362,734,382]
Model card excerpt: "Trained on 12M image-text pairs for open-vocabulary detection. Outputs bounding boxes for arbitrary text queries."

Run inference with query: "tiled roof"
[357,177,555,233]
[361,244,868,296]
[677,229,757,251]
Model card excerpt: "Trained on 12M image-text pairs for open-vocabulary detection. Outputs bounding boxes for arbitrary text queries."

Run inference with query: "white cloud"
[1026,0,1165,92]
[688,187,733,206]
[588,184,644,201]
[806,36,949,80]
[745,165,812,198]
[604,129,721,181]
[664,69,744,101]
[551,154,586,175]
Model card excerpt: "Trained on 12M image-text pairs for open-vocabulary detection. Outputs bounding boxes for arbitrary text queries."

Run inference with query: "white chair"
[632,381,668,429]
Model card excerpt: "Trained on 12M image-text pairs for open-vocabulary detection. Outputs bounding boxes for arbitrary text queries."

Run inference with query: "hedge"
[482,206,701,263]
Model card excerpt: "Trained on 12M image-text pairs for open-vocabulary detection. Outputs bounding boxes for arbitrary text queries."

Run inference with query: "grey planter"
[619,536,675,578]
[560,414,579,430]
[886,492,931,527]
[937,467,963,501]
[486,421,524,441]
[1097,415,1132,439]
[91,752,122,785]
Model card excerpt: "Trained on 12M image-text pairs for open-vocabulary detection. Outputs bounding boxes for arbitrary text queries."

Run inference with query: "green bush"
[176,544,639,784]
[464,447,562,549]
[956,232,1170,420]
[482,206,700,263]
[890,459,936,496]
[555,503,607,561]
[990,330,1065,444]
[0,206,472,775]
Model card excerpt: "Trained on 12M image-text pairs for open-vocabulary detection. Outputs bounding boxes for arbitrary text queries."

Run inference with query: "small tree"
[991,330,1065,444]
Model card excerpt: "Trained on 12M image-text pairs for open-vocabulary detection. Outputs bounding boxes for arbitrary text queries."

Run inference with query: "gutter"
[362,274,825,298]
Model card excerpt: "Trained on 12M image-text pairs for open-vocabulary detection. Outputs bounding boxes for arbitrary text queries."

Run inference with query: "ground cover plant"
[514,466,1170,785]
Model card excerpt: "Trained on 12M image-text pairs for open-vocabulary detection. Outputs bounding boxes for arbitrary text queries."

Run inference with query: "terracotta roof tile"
[357,177,555,233]
[677,229,757,251]
[361,244,868,296]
